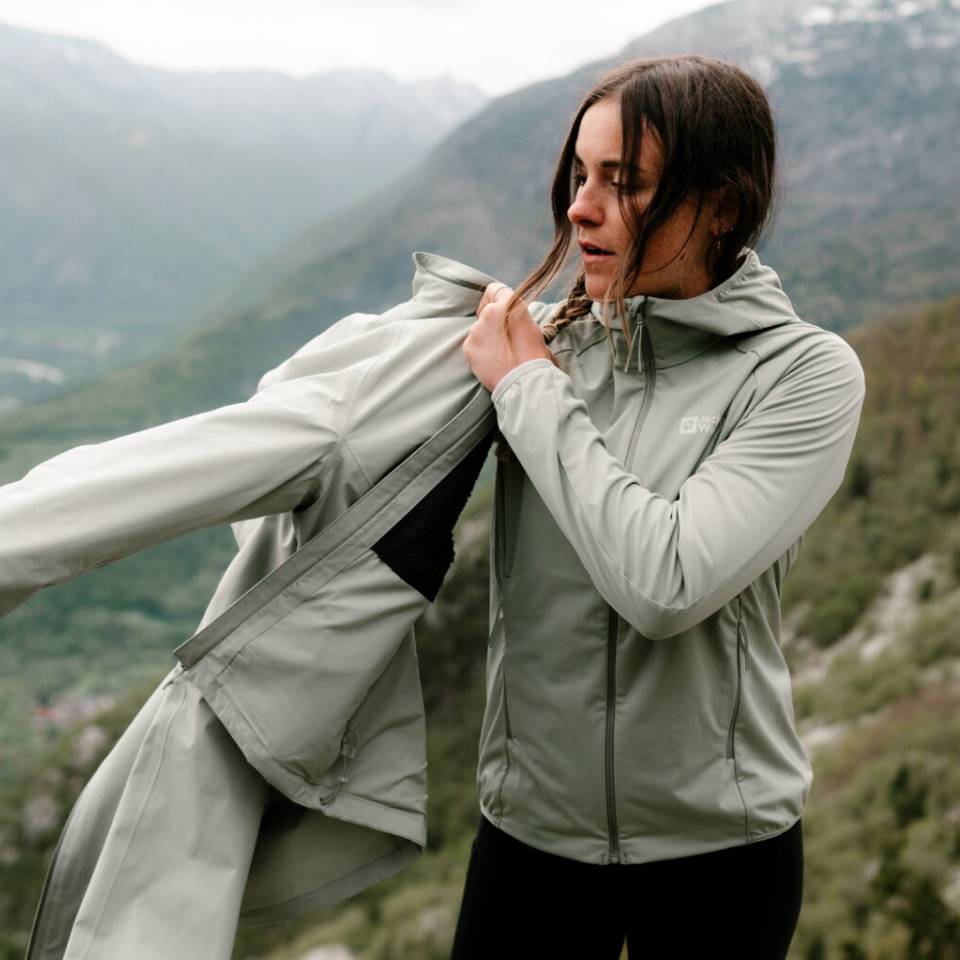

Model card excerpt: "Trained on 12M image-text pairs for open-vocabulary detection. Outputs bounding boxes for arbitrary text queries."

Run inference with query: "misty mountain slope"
[197,0,960,352]
[0,21,488,407]
[3,0,955,420]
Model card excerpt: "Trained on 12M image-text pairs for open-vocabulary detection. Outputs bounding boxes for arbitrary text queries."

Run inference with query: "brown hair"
[494,54,779,461]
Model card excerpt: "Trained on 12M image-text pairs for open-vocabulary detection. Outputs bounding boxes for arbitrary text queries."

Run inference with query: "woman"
[456,55,865,958]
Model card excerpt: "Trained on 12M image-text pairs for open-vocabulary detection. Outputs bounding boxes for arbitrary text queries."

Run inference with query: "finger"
[478,300,501,323]
[479,281,510,314]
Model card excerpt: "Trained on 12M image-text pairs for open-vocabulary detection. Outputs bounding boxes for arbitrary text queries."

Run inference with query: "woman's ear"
[711,186,740,235]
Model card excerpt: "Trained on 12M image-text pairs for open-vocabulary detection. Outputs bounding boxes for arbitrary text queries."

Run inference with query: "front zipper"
[605,606,621,863]
[604,303,655,865]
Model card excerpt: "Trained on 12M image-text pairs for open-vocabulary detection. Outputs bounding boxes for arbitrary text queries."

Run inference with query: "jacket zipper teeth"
[605,606,621,863]
[502,631,513,741]
[623,306,654,470]
[604,305,653,865]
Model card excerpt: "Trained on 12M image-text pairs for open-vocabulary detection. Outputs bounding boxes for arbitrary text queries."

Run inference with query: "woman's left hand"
[463,282,556,393]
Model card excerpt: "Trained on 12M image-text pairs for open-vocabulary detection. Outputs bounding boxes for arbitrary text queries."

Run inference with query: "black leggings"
[450,814,803,959]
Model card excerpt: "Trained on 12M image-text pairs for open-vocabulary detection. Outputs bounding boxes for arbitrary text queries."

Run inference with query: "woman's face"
[568,96,723,301]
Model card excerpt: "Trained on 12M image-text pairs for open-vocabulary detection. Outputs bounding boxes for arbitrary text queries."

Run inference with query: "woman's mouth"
[580,242,615,263]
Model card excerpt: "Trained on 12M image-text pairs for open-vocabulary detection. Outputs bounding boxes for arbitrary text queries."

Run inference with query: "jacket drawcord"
[317,727,360,805]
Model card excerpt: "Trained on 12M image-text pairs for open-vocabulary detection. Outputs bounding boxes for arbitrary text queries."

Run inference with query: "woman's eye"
[574,172,641,193]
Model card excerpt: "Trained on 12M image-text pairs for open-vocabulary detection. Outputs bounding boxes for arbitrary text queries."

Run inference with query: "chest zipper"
[604,303,655,865]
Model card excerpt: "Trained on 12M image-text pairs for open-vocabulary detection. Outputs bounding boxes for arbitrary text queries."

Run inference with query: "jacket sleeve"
[490,337,866,640]
[0,358,369,619]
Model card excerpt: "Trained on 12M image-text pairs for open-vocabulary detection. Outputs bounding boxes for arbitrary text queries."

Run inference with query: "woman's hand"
[463,282,556,394]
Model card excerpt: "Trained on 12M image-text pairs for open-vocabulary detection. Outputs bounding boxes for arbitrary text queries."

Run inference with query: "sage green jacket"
[477,248,866,864]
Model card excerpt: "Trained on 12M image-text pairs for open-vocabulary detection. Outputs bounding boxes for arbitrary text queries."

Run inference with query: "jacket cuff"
[491,358,556,405]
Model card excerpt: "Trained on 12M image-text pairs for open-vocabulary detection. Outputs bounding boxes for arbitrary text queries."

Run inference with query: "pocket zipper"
[495,605,512,740]
[726,625,748,761]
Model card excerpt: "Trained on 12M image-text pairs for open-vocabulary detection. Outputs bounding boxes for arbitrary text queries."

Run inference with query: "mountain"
[0,21,488,409]
[163,0,960,351]
[3,0,955,415]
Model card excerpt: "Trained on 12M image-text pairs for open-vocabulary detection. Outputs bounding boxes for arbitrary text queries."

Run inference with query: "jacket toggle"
[317,727,360,805]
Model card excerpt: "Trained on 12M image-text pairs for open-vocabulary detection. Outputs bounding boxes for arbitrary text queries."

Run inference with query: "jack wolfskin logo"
[679,415,721,435]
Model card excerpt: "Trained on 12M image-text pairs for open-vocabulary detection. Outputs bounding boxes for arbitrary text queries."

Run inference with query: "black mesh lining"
[372,429,495,601]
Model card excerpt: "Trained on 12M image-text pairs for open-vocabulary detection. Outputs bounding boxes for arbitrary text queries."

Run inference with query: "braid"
[493,273,593,463]
[546,273,594,331]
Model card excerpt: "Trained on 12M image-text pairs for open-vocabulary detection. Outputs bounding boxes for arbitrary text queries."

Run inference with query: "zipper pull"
[623,313,644,373]
[632,300,648,374]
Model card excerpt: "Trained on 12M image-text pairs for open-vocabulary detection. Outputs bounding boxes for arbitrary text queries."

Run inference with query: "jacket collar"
[407,249,801,373]
[589,249,800,370]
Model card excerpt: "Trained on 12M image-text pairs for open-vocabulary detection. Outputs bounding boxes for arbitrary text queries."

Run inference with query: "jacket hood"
[260,252,495,394]
[410,251,496,314]
[589,248,801,371]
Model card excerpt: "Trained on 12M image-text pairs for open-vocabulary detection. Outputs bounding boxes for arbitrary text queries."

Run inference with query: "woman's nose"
[568,186,603,227]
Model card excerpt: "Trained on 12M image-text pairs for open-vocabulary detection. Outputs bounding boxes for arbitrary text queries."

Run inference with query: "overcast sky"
[0,0,724,95]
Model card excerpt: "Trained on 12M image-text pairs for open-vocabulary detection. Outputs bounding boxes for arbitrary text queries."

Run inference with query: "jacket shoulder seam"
[342,325,404,440]
[340,435,373,489]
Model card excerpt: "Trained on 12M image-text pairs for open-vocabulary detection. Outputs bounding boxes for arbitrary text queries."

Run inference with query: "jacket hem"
[238,838,421,925]
[478,795,803,865]
[322,791,426,848]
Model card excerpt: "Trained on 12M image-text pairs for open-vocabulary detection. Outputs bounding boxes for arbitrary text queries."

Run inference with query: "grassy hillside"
[781,294,960,649]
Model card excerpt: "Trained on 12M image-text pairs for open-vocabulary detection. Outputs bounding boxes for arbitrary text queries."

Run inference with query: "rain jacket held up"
[12,252,504,958]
